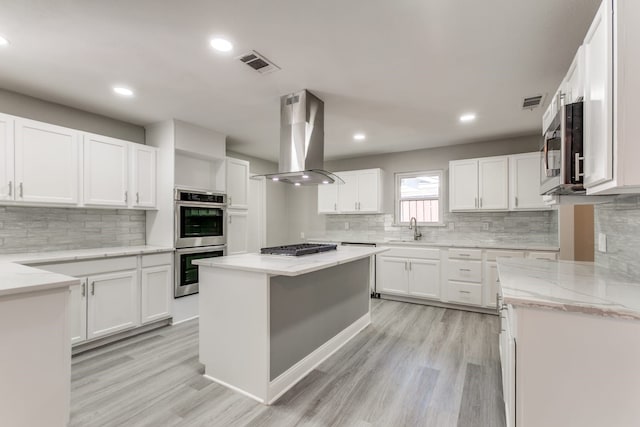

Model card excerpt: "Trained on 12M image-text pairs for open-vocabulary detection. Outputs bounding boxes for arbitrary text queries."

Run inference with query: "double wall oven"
[174,189,226,298]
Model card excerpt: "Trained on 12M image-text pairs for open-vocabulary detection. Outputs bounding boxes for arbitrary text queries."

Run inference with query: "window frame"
[394,170,445,227]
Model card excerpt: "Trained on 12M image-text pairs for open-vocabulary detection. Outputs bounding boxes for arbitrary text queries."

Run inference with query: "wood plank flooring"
[70,299,505,427]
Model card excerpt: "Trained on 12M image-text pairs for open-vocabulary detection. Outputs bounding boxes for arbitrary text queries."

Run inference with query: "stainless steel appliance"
[175,189,226,249]
[260,243,337,256]
[540,101,585,195]
[174,245,226,298]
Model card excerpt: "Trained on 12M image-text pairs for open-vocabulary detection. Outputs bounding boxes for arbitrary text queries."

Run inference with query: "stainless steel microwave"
[540,101,585,195]
[174,189,227,249]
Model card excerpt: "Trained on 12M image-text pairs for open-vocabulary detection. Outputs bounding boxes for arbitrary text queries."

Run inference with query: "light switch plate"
[598,233,607,253]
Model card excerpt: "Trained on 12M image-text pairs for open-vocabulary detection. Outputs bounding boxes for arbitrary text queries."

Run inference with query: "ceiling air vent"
[238,50,280,74]
[522,94,545,110]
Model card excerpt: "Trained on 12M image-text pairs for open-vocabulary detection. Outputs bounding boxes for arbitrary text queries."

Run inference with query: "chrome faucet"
[409,217,422,241]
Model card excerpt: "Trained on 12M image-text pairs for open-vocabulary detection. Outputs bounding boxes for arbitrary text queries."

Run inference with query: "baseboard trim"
[380,294,498,315]
[171,315,199,325]
[202,374,265,404]
[266,312,371,404]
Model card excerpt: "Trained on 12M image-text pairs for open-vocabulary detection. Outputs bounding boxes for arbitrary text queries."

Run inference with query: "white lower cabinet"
[377,257,409,294]
[87,270,139,340]
[408,259,440,299]
[141,265,172,324]
[377,247,441,300]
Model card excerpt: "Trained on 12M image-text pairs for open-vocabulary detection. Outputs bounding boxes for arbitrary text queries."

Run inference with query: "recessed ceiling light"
[302,174,309,179]
[353,133,366,141]
[113,86,134,97]
[272,177,279,181]
[459,113,476,123]
[294,182,301,187]
[210,38,233,52]
[322,180,329,184]
[0,36,9,46]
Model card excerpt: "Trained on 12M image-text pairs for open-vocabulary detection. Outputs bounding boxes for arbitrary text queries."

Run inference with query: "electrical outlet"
[344,222,349,230]
[598,233,607,253]
[300,232,305,239]
[482,222,489,231]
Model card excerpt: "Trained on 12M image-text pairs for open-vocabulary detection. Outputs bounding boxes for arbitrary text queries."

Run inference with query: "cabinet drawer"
[448,259,482,282]
[527,251,558,261]
[448,248,482,260]
[381,246,440,260]
[34,256,137,277]
[448,281,482,305]
[142,252,173,267]
[486,250,525,262]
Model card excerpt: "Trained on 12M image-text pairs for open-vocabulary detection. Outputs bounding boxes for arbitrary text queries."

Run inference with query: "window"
[395,170,443,225]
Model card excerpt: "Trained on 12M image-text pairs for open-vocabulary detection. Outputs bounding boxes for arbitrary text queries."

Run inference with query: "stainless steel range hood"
[255,90,342,185]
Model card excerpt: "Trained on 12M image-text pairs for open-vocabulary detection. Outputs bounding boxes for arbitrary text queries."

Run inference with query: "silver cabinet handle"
[19,182,23,198]
[459,254,470,257]
[515,196,518,208]
[408,261,412,271]
[228,196,232,206]
[474,197,478,208]
[124,191,128,203]
[229,216,232,224]
[460,268,471,272]
[91,281,95,295]
[82,281,86,297]
[7,180,11,197]
[136,192,140,204]
[460,290,471,294]
[480,197,483,208]
[404,261,408,271]
[334,203,337,211]
[575,153,585,181]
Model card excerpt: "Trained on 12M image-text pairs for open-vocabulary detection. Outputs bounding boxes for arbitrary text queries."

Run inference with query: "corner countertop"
[0,245,174,265]
[194,246,387,277]
[497,258,640,320]
[307,236,559,252]
[0,262,80,297]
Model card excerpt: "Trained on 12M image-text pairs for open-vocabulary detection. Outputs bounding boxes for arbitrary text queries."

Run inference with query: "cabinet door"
[484,262,499,308]
[408,259,440,300]
[449,160,478,211]
[69,279,87,345]
[337,171,358,213]
[227,210,249,255]
[478,157,509,210]
[376,256,409,295]
[583,0,613,188]
[131,144,157,208]
[226,158,249,209]
[0,114,14,201]
[317,182,339,213]
[564,46,584,104]
[141,265,171,324]
[510,153,547,210]
[83,134,129,207]
[14,118,79,205]
[356,170,380,212]
[87,270,139,340]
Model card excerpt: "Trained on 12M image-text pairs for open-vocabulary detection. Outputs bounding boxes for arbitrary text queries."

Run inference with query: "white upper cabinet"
[317,182,339,213]
[509,153,548,210]
[478,157,509,210]
[130,144,157,208]
[14,118,80,205]
[449,159,479,211]
[564,46,585,104]
[583,0,613,190]
[582,0,640,195]
[323,168,383,214]
[0,114,14,202]
[83,134,129,207]
[226,157,249,209]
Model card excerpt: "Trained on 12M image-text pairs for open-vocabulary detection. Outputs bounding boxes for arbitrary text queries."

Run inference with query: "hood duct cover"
[253,90,343,185]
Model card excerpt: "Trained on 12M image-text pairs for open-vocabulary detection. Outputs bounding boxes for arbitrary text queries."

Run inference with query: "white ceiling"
[0,0,600,162]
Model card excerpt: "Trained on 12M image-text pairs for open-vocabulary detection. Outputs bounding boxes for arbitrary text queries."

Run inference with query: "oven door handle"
[175,201,227,209]
[175,245,227,255]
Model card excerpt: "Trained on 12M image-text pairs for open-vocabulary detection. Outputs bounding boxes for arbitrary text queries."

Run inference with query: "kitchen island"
[194,245,386,404]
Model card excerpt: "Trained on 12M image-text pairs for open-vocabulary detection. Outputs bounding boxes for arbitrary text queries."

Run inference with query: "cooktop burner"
[260,243,337,256]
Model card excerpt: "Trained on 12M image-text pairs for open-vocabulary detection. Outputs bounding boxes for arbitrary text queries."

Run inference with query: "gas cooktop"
[260,243,337,256]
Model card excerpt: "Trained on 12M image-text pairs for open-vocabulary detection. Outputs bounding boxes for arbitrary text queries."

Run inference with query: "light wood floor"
[70,299,505,427]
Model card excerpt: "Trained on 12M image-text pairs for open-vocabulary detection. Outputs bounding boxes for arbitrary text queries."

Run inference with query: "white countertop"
[0,245,174,265]
[308,236,559,252]
[194,246,387,276]
[0,262,80,297]
[497,258,640,320]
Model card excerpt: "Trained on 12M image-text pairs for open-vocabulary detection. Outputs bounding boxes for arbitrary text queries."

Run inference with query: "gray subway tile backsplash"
[0,206,146,254]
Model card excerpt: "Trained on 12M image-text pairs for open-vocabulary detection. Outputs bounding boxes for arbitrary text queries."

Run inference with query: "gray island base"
[194,246,386,404]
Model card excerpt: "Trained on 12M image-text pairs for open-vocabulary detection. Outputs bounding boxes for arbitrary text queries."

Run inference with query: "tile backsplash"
[0,206,145,254]
[321,210,558,246]
[594,195,640,279]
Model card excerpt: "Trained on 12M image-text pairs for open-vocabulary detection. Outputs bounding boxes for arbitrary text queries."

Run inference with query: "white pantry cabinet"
[0,114,13,202]
[227,210,249,255]
[449,157,508,211]
[87,270,139,340]
[130,143,157,208]
[83,133,129,207]
[583,0,640,195]
[14,118,80,205]
[226,157,249,209]
[509,153,548,210]
[320,168,383,214]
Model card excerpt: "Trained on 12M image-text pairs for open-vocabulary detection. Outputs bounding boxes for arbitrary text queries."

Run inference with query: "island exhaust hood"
[255,90,343,185]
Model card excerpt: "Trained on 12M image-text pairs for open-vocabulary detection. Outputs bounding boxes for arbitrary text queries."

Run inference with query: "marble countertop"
[497,258,640,320]
[194,246,387,276]
[0,262,80,297]
[307,236,559,252]
[0,245,174,265]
